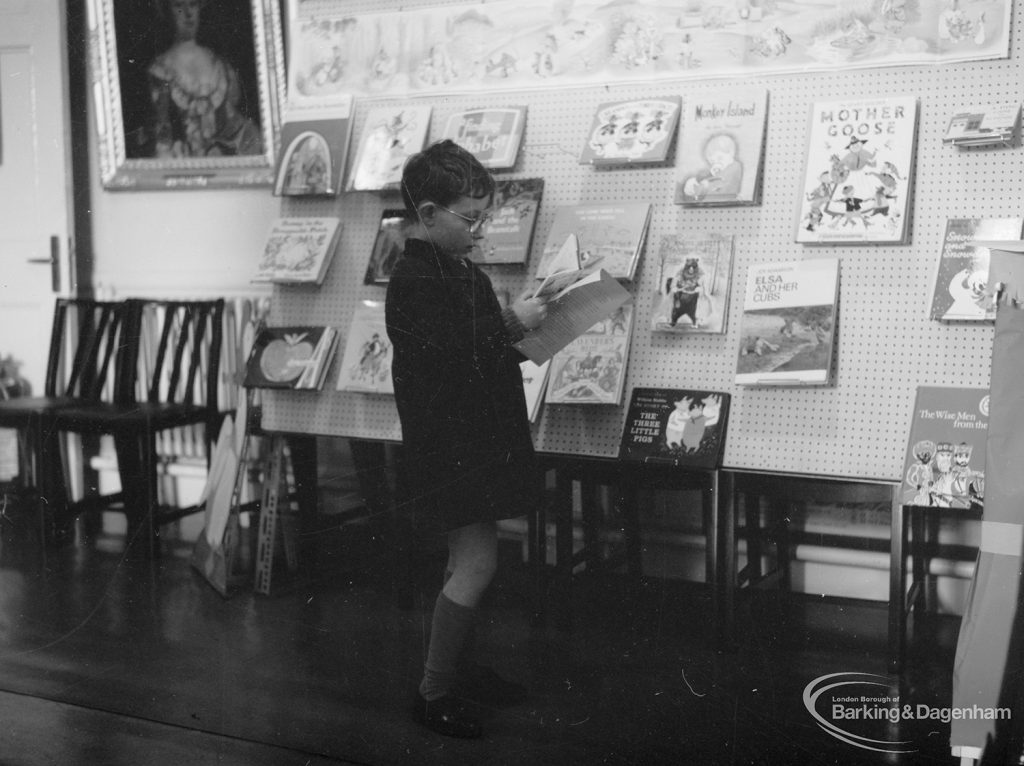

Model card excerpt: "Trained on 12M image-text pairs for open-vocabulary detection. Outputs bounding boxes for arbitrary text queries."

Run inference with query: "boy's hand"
[512,290,547,331]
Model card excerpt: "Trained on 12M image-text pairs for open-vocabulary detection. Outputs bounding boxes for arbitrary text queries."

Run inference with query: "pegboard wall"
[262,0,1023,482]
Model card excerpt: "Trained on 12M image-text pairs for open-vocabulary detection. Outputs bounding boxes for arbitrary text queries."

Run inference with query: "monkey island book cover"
[544,304,633,406]
[901,386,988,510]
[336,302,394,395]
[796,95,919,244]
[929,217,1024,321]
[675,86,767,206]
[735,257,840,386]
[618,387,731,469]
[650,233,734,334]
[441,106,527,170]
[244,326,338,391]
[579,96,681,165]
[476,178,544,265]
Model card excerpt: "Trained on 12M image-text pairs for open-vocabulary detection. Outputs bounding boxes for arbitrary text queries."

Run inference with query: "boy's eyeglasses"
[438,204,490,233]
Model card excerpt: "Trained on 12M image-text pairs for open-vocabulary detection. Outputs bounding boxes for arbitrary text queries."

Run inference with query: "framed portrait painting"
[87,0,285,190]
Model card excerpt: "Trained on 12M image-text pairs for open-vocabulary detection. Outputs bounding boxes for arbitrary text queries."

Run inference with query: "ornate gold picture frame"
[87,0,284,190]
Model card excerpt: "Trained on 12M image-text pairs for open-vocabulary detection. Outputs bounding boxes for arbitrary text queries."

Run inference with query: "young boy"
[385,140,546,738]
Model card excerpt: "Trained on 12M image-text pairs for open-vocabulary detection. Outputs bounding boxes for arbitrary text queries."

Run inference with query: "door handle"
[25,236,62,292]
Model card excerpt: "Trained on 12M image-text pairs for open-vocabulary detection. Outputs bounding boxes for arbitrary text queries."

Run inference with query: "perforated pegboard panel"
[262,0,1023,481]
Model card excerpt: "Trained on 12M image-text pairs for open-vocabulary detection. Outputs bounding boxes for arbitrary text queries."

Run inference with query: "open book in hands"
[532,233,604,301]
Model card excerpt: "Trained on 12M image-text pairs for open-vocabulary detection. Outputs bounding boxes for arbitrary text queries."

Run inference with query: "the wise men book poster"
[901,386,988,509]
[675,87,767,206]
[929,217,1024,321]
[796,95,919,244]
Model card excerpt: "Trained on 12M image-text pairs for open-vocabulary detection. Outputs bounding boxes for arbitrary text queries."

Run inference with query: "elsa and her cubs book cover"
[901,386,988,510]
[618,388,731,469]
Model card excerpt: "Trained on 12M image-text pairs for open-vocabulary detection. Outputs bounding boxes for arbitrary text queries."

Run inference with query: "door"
[0,0,73,395]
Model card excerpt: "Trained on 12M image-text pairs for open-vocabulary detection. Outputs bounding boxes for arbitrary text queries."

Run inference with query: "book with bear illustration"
[650,233,735,334]
[618,387,731,469]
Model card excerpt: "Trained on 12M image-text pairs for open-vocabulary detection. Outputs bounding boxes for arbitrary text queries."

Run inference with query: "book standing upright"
[534,202,652,281]
[252,217,342,285]
[650,234,735,334]
[244,326,339,391]
[795,95,919,244]
[545,305,633,406]
[441,107,527,169]
[273,97,354,197]
[347,105,431,191]
[619,387,731,469]
[336,302,394,395]
[476,178,544,265]
[735,257,840,386]
[579,97,681,165]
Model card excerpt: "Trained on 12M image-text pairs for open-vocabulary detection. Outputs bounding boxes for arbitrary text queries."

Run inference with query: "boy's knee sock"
[419,591,476,701]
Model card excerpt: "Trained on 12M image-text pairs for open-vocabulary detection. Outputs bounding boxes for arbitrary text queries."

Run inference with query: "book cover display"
[545,304,633,406]
[273,98,354,197]
[675,87,768,206]
[244,326,339,391]
[901,386,988,510]
[579,97,681,165]
[252,217,342,285]
[336,302,394,395]
[929,218,1024,321]
[650,234,735,334]
[364,210,414,286]
[441,106,527,169]
[475,178,544,265]
[348,105,432,191]
[618,387,731,469]
[735,257,840,386]
[520,359,551,423]
[796,95,919,244]
[534,202,652,281]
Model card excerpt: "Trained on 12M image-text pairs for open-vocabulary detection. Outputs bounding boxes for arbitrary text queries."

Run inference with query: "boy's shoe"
[413,693,482,739]
[458,663,528,707]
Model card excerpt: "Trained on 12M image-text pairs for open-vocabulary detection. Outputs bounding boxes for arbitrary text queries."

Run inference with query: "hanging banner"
[285,0,1011,100]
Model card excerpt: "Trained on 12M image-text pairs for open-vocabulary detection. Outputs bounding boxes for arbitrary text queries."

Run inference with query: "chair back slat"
[45,298,134,402]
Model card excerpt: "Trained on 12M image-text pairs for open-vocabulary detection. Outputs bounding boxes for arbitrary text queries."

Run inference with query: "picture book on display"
[475,178,544,265]
[901,386,989,510]
[364,209,413,286]
[650,234,735,334]
[534,202,651,281]
[244,326,339,391]
[796,95,919,244]
[520,360,551,423]
[348,104,431,191]
[943,103,1021,147]
[252,217,342,285]
[336,302,394,395]
[273,98,354,197]
[441,106,527,170]
[929,217,1024,322]
[618,387,731,469]
[675,87,768,206]
[578,96,681,165]
[544,304,633,406]
[735,257,840,386]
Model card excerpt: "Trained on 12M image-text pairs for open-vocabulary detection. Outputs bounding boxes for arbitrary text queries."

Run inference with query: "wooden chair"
[0,298,133,543]
[53,298,226,556]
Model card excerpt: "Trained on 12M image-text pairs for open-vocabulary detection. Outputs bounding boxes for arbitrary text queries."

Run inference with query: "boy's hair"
[401,139,495,214]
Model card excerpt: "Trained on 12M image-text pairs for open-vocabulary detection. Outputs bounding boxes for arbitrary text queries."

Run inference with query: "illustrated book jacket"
[929,217,1024,321]
[618,387,731,469]
[544,304,633,406]
[534,202,651,281]
[273,98,354,197]
[735,257,840,386]
[578,96,681,165]
[901,386,988,510]
[364,210,414,285]
[520,360,551,423]
[336,302,394,395]
[650,233,735,334]
[347,104,432,191]
[795,95,919,244]
[244,326,338,391]
[476,178,544,265]
[675,86,768,206]
[441,106,527,169]
[252,217,342,285]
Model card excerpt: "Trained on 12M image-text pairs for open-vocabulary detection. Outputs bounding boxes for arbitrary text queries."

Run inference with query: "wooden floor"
[0,500,973,765]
